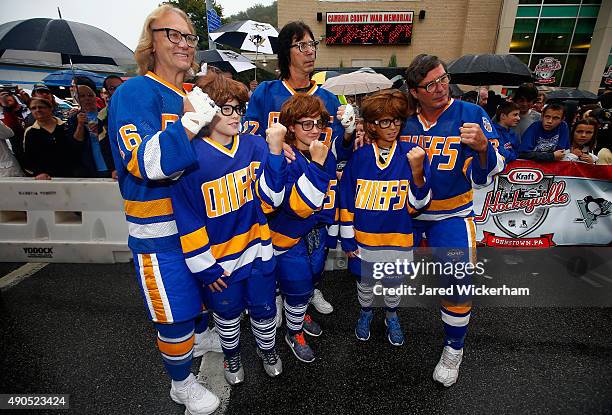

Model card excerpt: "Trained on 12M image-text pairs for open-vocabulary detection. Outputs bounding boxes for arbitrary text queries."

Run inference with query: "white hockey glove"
[181,87,220,134]
[340,103,356,135]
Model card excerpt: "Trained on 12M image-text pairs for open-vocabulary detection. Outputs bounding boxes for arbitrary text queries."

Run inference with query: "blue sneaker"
[303,313,322,337]
[355,310,373,341]
[385,316,405,346]
[285,332,315,363]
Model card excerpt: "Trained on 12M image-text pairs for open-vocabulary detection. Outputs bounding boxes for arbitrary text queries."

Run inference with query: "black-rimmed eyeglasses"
[290,40,319,53]
[416,73,451,93]
[152,28,199,48]
[220,104,246,116]
[373,118,403,129]
[295,119,326,131]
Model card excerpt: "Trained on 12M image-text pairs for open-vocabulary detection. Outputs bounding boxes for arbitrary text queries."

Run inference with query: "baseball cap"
[32,84,51,93]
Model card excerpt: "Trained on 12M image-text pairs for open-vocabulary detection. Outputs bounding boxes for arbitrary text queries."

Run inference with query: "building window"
[511,0,600,87]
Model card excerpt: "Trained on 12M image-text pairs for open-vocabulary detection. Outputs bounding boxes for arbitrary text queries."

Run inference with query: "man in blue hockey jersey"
[107,5,222,414]
[245,21,356,326]
[401,54,505,387]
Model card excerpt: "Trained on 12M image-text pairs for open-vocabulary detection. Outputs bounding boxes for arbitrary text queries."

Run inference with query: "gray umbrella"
[546,89,599,104]
[0,18,134,66]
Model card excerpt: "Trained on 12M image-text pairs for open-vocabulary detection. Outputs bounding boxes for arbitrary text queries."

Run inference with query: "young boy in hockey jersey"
[340,90,431,346]
[170,71,287,385]
[518,103,569,162]
[269,94,338,363]
[493,101,521,163]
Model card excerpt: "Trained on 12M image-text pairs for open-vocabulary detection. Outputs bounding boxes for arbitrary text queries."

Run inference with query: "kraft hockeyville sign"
[325,11,414,45]
[473,160,612,247]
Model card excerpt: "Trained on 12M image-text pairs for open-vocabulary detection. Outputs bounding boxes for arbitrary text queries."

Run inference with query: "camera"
[0,84,18,94]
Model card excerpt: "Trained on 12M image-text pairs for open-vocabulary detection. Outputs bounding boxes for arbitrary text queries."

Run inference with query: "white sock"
[172,373,194,388]
[194,328,209,344]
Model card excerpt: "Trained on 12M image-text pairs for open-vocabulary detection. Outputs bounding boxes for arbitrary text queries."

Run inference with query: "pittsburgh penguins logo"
[482,117,493,133]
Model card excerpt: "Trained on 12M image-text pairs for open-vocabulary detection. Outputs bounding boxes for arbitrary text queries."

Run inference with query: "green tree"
[226,2,278,27]
[388,54,397,67]
[164,0,223,49]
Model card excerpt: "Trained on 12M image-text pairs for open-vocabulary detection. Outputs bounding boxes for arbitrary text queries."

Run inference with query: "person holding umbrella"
[400,54,505,387]
[245,20,357,330]
[107,5,222,415]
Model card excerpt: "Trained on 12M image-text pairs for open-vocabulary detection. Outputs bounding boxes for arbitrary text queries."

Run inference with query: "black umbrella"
[449,84,464,98]
[209,20,279,55]
[197,49,255,74]
[546,89,599,104]
[448,54,533,86]
[0,18,134,66]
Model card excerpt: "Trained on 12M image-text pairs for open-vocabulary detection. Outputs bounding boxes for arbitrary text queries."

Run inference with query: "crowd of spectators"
[457,82,611,166]
[0,74,123,178]
[1,74,611,180]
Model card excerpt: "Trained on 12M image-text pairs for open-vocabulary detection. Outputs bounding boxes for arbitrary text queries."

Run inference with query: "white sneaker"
[310,288,333,314]
[275,294,283,327]
[193,327,222,357]
[433,346,464,387]
[170,374,220,415]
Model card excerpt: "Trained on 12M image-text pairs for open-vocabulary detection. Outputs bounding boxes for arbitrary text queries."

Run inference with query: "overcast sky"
[0,0,276,50]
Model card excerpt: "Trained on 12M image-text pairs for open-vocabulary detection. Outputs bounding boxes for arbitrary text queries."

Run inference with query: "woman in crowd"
[23,97,77,179]
[69,77,115,178]
[171,70,286,384]
[339,89,431,346]
[0,119,23,177]
[0,91,27,167]
[107,5,222,415]
[563,117,599,164]
[269,94,337,363]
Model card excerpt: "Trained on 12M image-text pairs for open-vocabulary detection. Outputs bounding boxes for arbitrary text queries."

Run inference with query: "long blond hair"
[134,4,199,76]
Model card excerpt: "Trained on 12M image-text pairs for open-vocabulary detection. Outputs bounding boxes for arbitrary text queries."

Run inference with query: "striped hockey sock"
[155,320,195,381]
[356,281,374,312]
[212,313,241,355]
[284,299,308,335]
[250,317,276,351]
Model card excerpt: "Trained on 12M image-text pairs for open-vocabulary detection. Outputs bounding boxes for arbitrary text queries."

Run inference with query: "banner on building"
[325,11,413,45]
[473,160,612,247]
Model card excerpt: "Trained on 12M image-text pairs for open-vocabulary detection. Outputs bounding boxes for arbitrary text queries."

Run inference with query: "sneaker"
[193,327,222,357]
[355,310,373,341]
[223,353,244,385]
[170,373,220,415]
[385,316,405,346]
[303,314,322,337]
[275,294,283,327]
[285,332,315,363]
[311,288,333,314]
[256,347,283,377]
[433,346,464,387]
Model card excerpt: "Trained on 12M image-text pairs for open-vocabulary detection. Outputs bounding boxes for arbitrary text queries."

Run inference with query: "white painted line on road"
[579,275,603,288]
[191,351,230,415]
[589,271,612,284]
[0,263,48,290]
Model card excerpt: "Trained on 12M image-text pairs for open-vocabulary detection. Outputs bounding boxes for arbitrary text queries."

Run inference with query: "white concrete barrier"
[0,178,132,263]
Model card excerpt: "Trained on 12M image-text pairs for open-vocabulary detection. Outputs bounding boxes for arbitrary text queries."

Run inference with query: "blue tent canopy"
[42,69,106,89]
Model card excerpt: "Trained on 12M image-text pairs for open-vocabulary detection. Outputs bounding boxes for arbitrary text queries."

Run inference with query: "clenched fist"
[407,146,426,171]
[266,123,287,155]
[460,122,488,153]
[309,139,329,165]
[407,146,426,186]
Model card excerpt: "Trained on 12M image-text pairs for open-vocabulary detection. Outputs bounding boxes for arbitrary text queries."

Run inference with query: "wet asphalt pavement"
[0,257,611,415]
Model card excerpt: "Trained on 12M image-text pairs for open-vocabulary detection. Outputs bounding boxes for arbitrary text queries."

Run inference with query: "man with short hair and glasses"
[400,54,505,388]
[245,20,356,334]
